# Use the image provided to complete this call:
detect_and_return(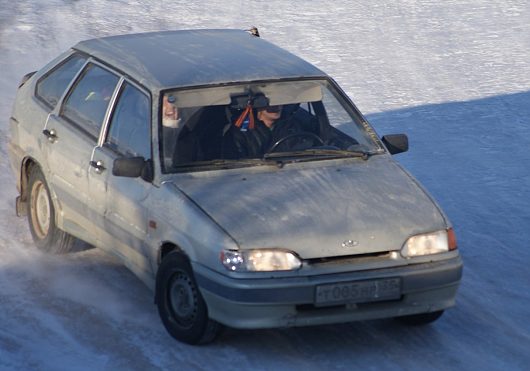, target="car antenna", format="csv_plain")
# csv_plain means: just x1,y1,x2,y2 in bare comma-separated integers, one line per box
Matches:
247,26,260,37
